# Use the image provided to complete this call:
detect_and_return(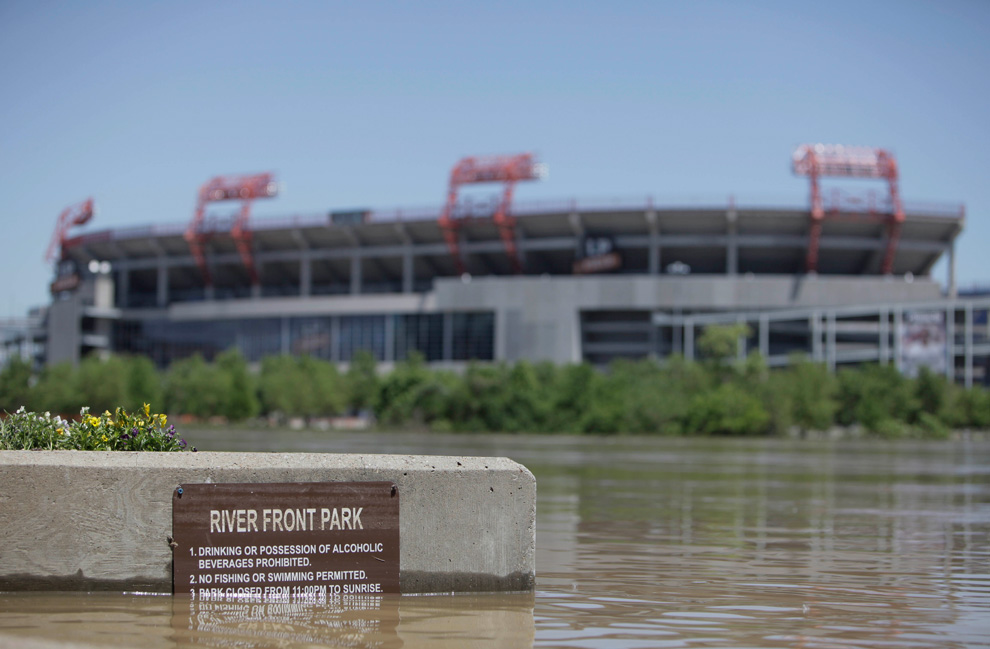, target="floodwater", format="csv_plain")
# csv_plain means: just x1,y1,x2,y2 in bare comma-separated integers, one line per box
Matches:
2,431,989,648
